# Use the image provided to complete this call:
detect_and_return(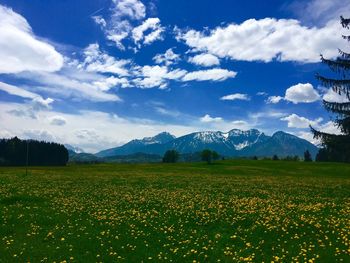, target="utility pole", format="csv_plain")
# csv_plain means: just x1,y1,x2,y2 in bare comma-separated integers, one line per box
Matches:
26,140,29,176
